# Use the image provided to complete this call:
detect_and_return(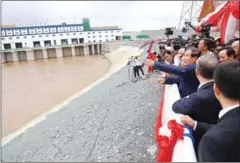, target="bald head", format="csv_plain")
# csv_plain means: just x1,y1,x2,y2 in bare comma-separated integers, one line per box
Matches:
196,55,219,79
231,40,239,57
